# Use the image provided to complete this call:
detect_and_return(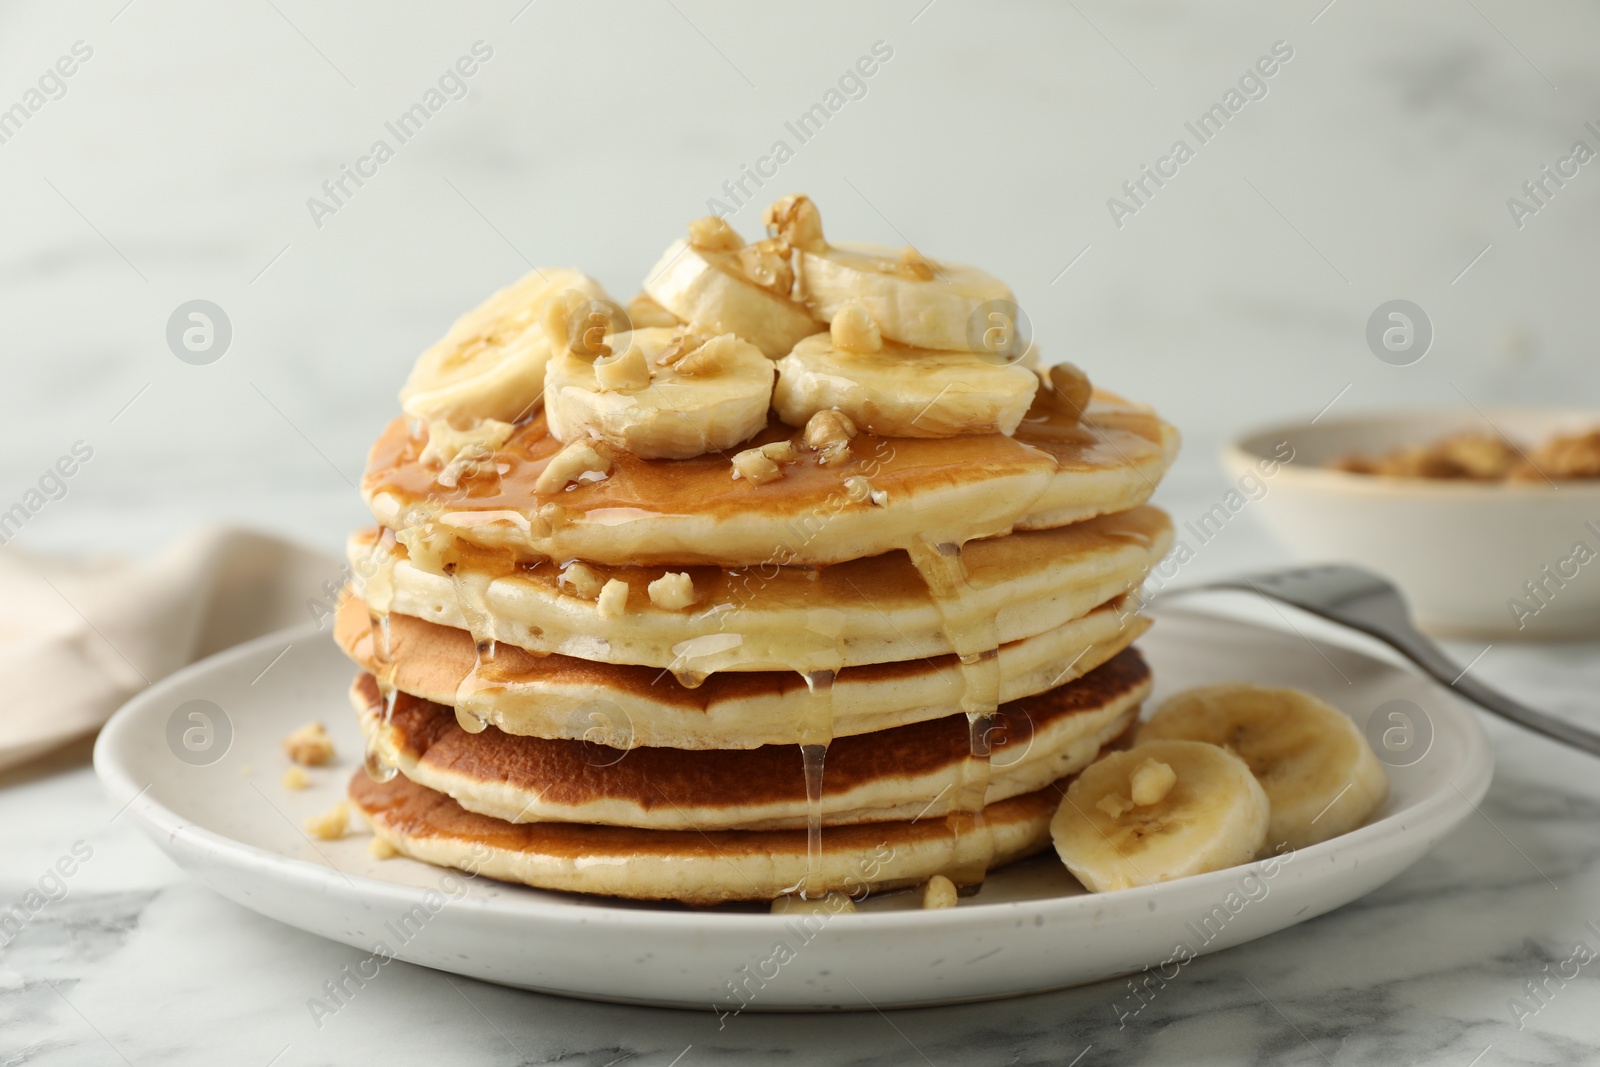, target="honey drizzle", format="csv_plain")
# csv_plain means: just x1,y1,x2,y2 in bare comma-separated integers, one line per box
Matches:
797,668,836,899
906,538,1002,887
362,529,401,783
